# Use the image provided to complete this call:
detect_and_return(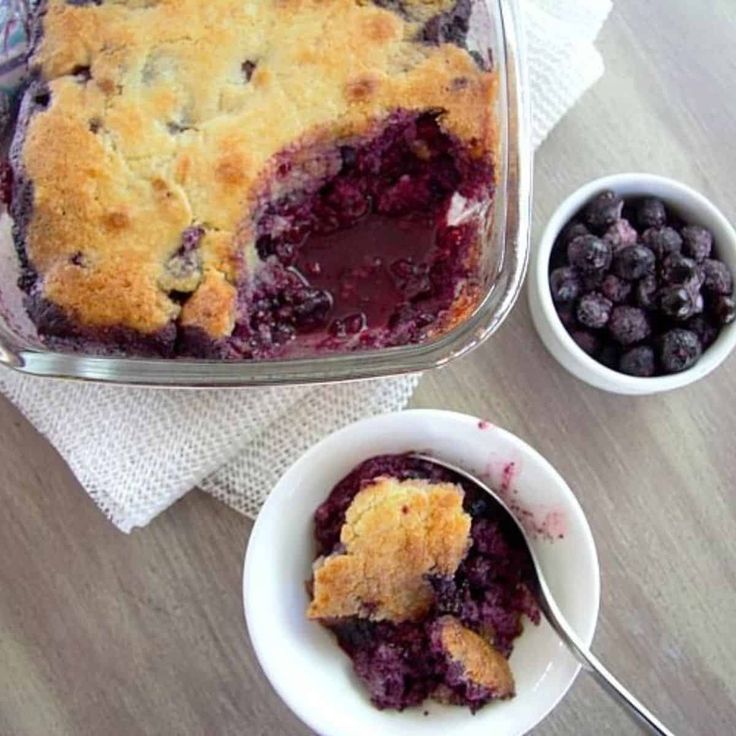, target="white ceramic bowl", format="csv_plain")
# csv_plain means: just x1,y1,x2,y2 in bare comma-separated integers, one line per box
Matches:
529,173,736,394
243,409,600,736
